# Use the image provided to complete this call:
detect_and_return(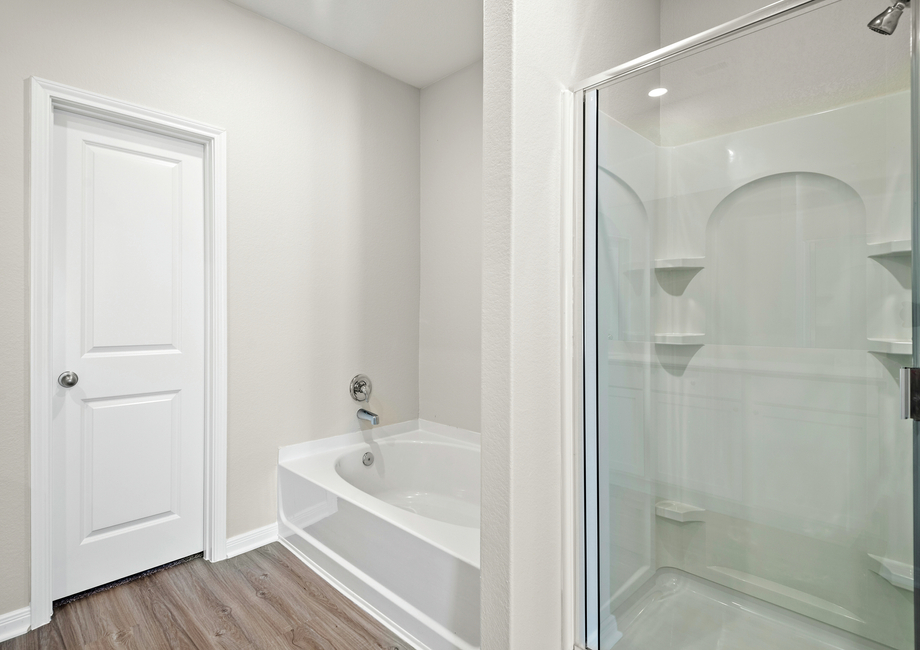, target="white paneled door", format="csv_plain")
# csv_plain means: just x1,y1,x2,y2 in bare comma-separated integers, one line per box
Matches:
51,110,206,599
